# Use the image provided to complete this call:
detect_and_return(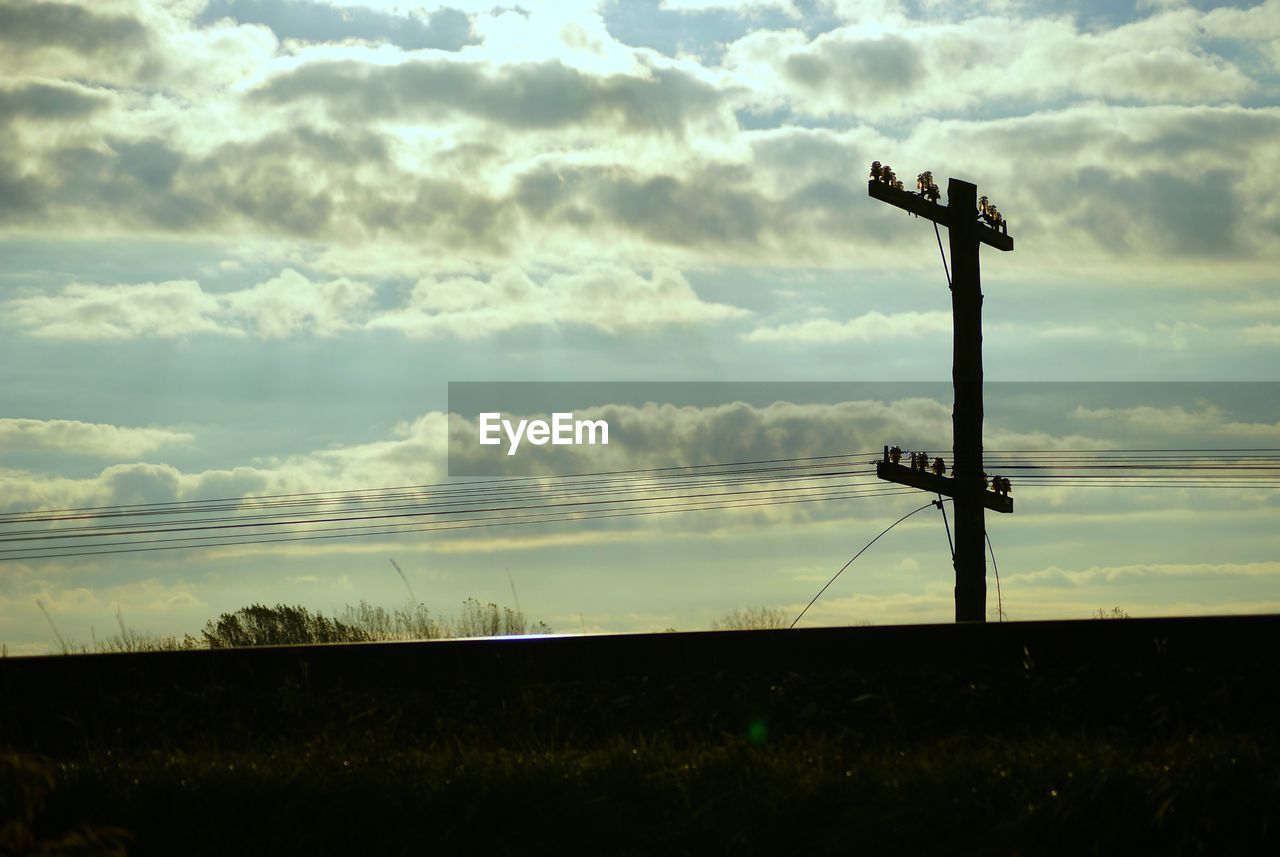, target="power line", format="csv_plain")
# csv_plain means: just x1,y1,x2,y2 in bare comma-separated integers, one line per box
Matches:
3,486,922,563
986,532,1004,622
11,447,1273,527
0,478,897,554
935,497,954,559
0,467,881,539
0,450,883,522
4,447,1277,565
790,501,938,629
933,220,951,287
